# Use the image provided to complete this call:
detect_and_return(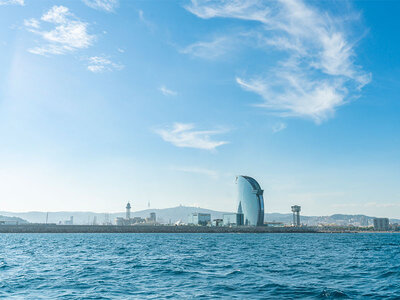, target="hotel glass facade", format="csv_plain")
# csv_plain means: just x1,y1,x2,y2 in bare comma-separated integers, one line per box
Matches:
222,213,244,226
236,176,264,226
